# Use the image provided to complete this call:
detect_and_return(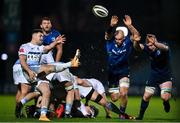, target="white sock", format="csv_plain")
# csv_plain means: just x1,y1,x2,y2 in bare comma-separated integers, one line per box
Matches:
21,98,28,105
55,62,71,72
79,102,89,116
